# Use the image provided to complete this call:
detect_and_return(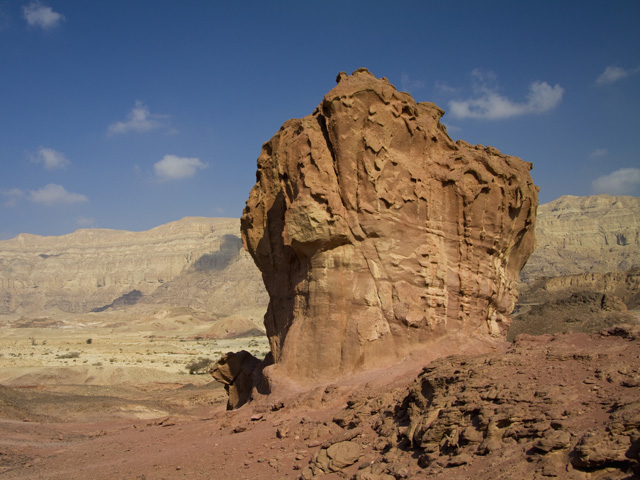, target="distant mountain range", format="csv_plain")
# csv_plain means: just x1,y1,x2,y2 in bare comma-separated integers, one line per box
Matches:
520,194,640,283
1,195,637,327
0,217,267,323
